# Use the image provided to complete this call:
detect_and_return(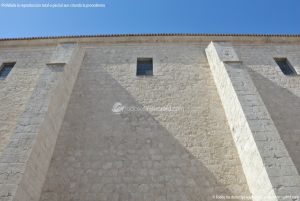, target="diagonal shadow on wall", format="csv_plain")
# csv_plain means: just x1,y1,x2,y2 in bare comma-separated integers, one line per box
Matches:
247,67,300,175
39,62,248,201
